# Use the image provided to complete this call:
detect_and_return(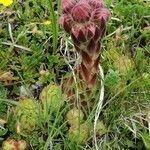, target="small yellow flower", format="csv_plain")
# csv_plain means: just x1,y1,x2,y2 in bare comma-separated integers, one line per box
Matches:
42,20,51,25
0,0,13,6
